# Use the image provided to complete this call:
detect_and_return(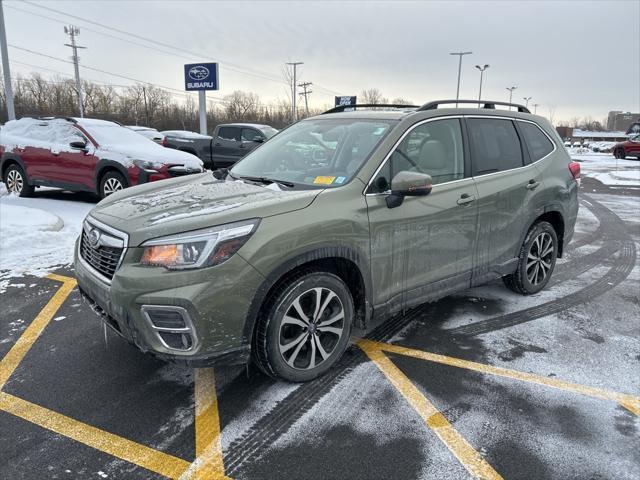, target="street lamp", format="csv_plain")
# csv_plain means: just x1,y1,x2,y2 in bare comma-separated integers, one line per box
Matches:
523,96,532,108
450,51,472,106
475,64,489,107
506,86,517,109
